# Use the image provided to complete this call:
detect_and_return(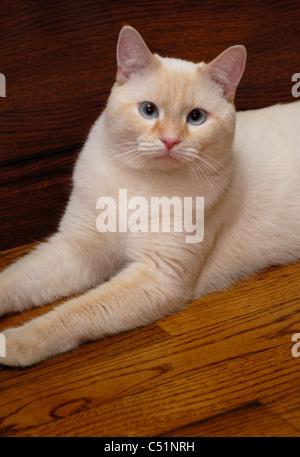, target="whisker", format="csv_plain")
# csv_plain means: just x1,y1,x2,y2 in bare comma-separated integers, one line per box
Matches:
189,158,222,231
117,147,153,169
112,141,139,146
197,156,229,184
200,151,233,176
